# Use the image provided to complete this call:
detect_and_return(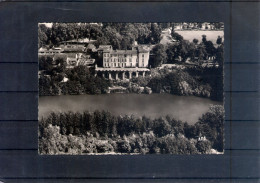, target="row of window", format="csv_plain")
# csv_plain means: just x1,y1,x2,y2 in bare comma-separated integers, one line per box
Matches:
104,63,126,67
104,53,133,58
104,53,145,58
104,59,146,65
103,62,146,67
104,58,133,62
